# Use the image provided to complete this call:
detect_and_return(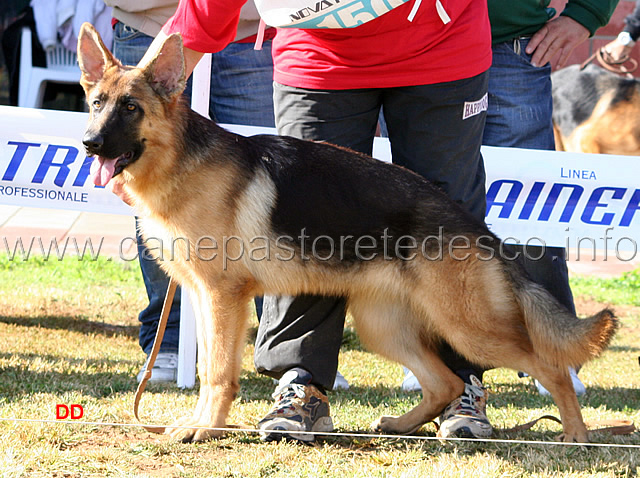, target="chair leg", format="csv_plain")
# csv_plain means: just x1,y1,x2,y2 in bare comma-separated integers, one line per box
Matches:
33,80,47,109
